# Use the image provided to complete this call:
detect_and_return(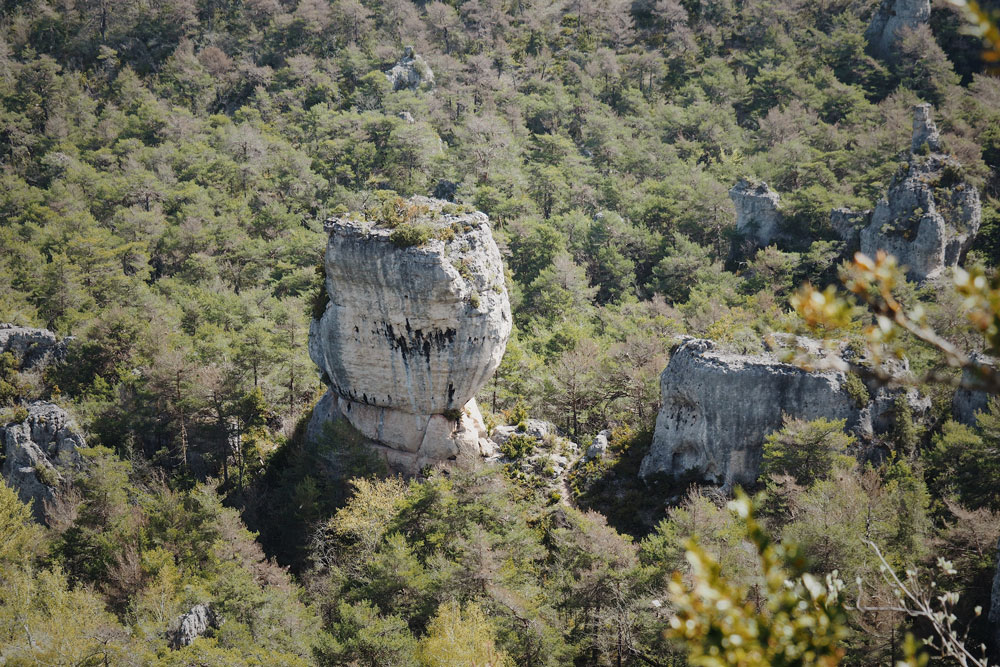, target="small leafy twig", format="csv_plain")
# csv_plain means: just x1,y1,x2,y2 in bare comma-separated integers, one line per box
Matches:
855,540,991,667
